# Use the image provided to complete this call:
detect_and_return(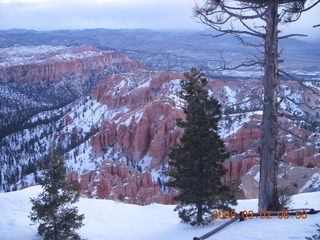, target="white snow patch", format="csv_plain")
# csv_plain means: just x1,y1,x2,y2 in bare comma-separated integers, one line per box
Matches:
70,99,108,132
219,112,257,138
138,80,151,88
224,86,236,104
208,89,214,97
140,154,152,171
1,186,320,240
170,79,183,92
299,172,320,193
0,45,108,67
